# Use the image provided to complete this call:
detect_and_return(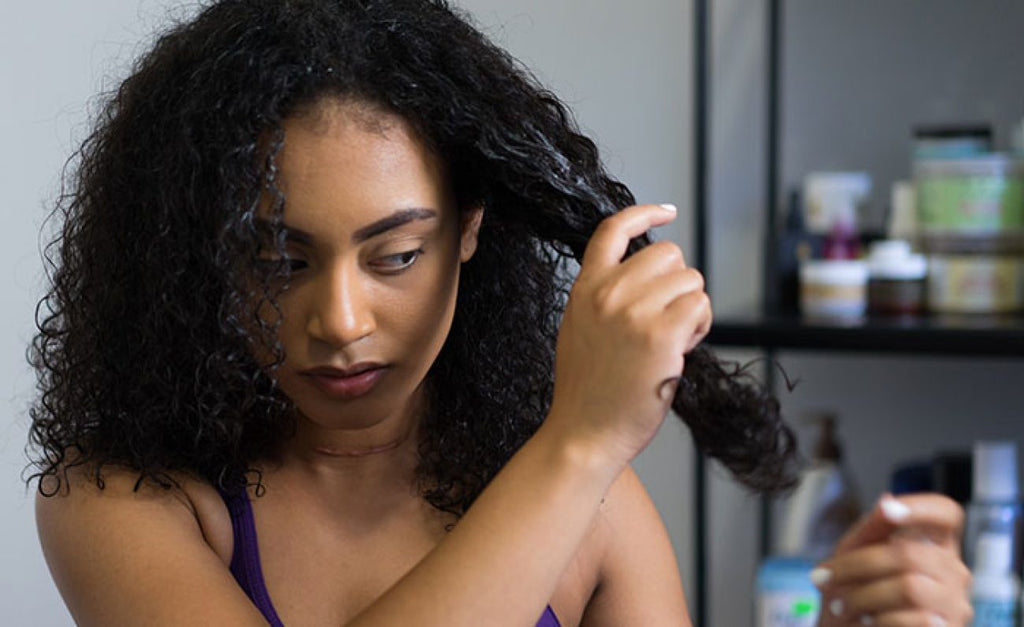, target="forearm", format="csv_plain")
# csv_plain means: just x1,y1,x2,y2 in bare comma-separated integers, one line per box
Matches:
348,415,623,626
